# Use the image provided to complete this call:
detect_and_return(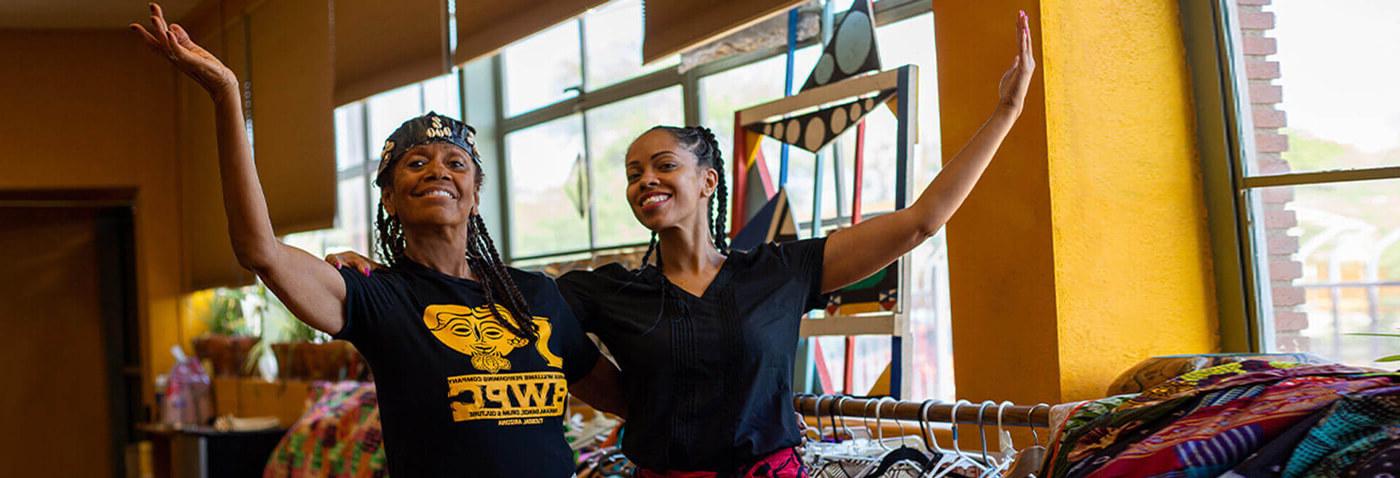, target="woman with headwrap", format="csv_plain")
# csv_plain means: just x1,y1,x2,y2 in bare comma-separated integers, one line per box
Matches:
132,4,621,477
